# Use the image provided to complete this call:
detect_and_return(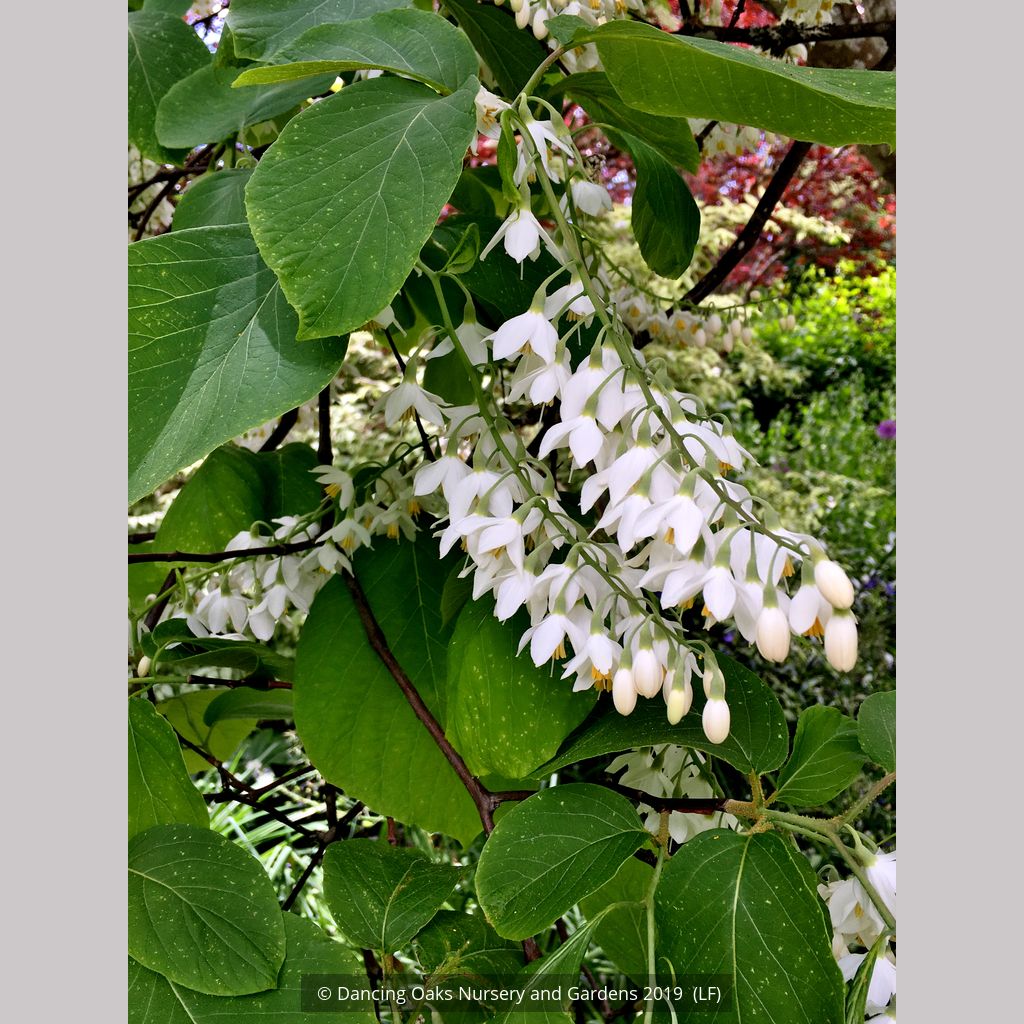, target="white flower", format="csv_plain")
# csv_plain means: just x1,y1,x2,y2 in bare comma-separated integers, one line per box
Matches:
538,411,605,467
815,557,855,609
507,351,572,405
818,877,886,948
702,696,731,743
756,604,791,662
474,86,509,141
414,455,471,500
633,646,662,698
570,179,612,216
612,665,638,715
380,370,448,428
489,308,558,363
789,581,829,637
195,583,250,635
324,517,372,553
864,849,896,918
825,611,858,671
544,277,596,322
481,205,557,264
633,493,705,555
515,113,574,185
314,466,354,508
524,611,583,665
839,951,896,1016
665,675,693,724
